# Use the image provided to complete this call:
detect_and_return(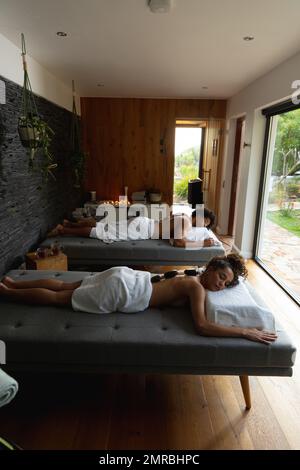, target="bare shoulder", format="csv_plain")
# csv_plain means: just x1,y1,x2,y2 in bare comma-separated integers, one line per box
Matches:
184,279,206,306
178,276,205,292
190,277,205,292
